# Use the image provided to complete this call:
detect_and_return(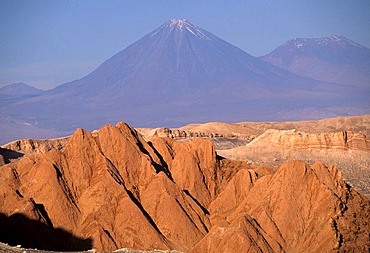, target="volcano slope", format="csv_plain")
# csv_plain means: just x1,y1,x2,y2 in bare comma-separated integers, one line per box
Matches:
2,20,369,145
0,122,369,252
